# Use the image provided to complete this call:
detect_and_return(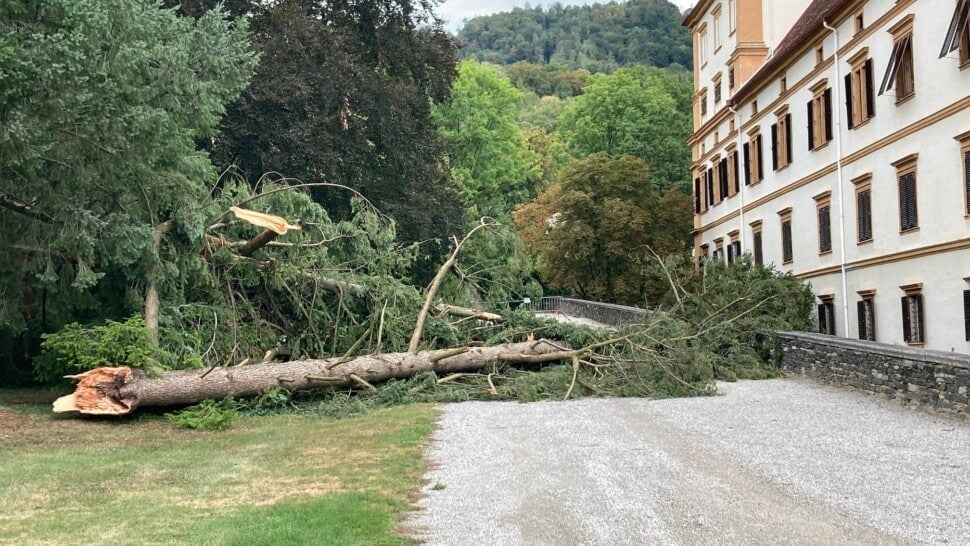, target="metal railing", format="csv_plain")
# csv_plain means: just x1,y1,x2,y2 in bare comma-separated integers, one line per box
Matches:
512,296,646,328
